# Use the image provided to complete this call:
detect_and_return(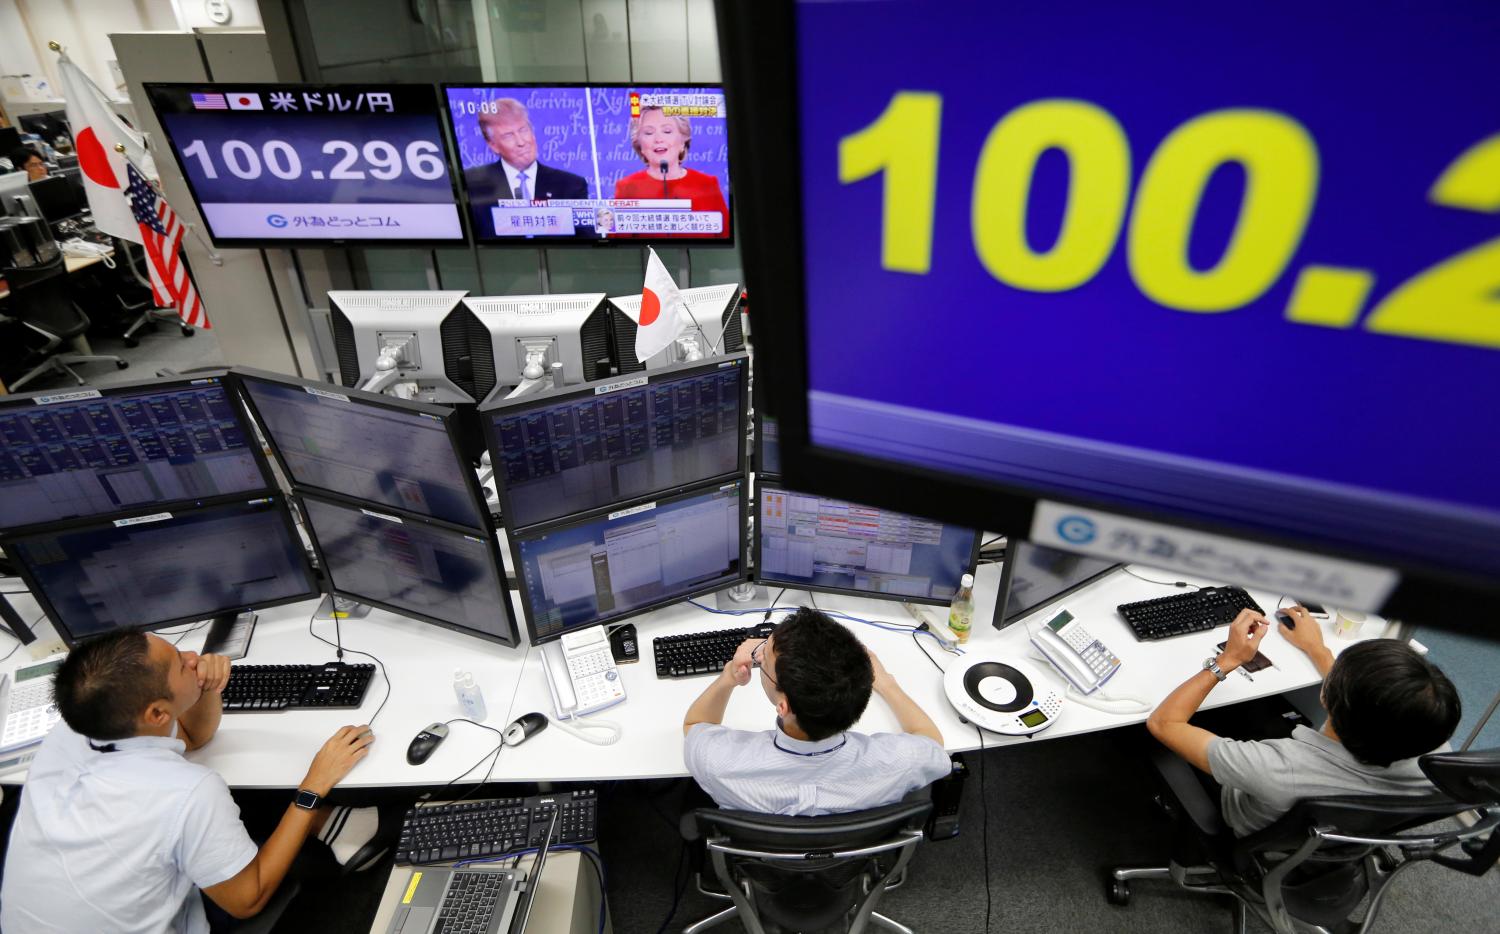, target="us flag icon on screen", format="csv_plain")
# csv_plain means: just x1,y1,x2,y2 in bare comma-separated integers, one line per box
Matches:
227,92,263,111
190,92,227,110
